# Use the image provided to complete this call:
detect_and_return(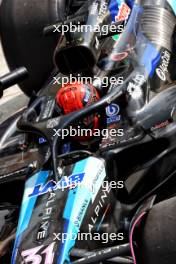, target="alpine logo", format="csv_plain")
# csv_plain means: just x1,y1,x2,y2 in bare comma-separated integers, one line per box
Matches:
156,50,171,81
